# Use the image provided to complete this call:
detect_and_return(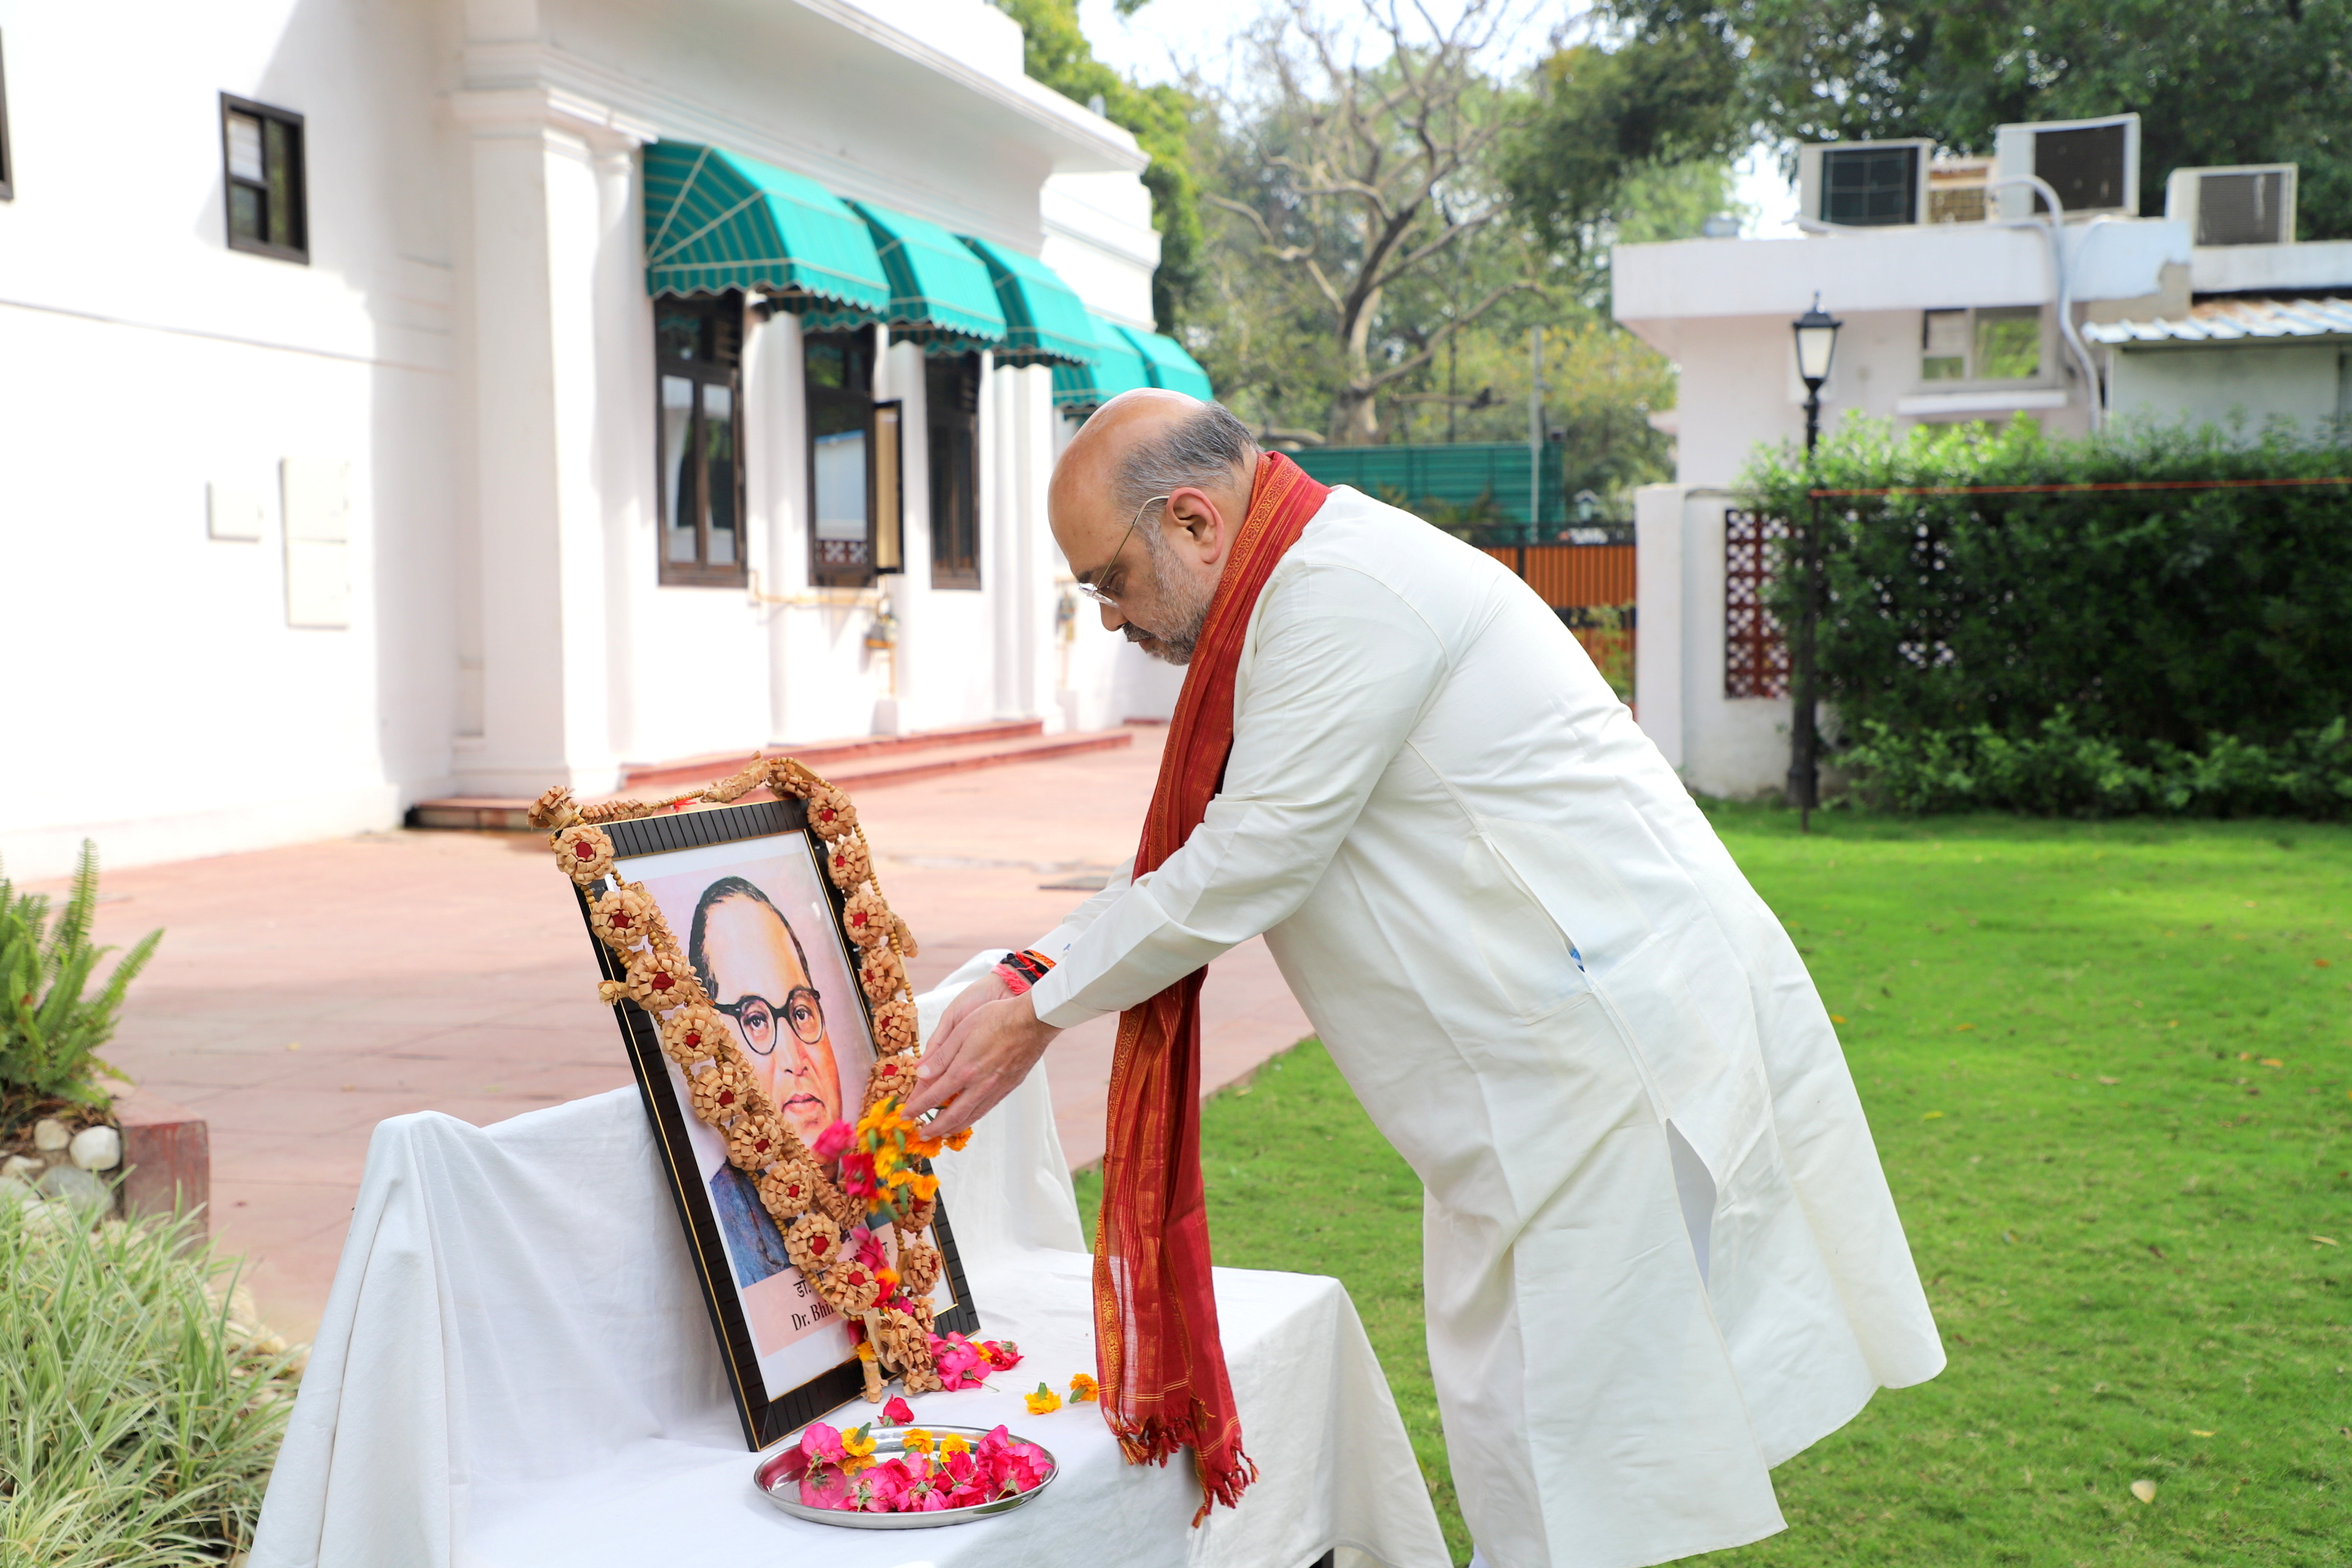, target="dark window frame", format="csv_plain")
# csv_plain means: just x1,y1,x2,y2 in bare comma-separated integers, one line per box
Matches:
806,327,906,589
220,93,308,263
0,31,14,202
655,293,750,588
926,353,982,589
